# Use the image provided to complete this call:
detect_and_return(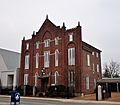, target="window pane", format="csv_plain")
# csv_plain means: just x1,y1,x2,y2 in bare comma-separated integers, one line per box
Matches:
55,49,58,66
69,33,73,41
25,54,29,69
44,51,50,67
26,43,29,50
36,41,39,49
36,53,39,68
55,37,58,45
68,48,75,65
96,52,99,58
87,54,90,66
68,49,71,65
97,64,99,72
44,39,50,47
93,63,95,72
